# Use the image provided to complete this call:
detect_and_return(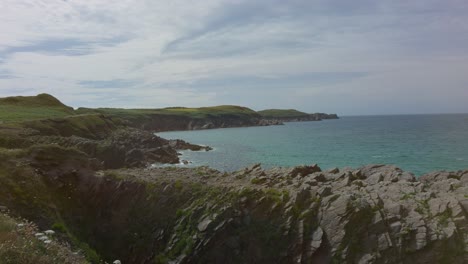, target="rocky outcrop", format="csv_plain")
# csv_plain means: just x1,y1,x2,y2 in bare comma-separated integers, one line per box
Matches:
168,139,212,151
29,128,212,168
121,114,268,132
1,149,468,264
